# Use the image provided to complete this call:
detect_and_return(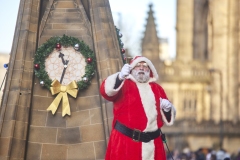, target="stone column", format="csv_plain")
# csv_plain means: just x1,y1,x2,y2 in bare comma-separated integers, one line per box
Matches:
0,0,122,159
0,0,41,159
227,0,239,123
176,0,194,62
